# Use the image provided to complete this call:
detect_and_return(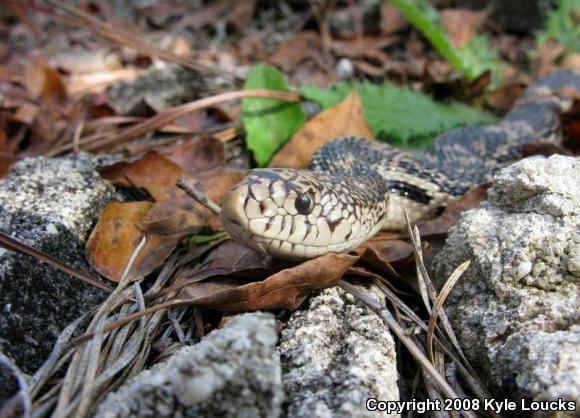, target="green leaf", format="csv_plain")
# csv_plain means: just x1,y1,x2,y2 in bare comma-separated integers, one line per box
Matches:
389,0,499,81
242,64,306,166
300,82,496,150
537,0,580,54
299,83,352,109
